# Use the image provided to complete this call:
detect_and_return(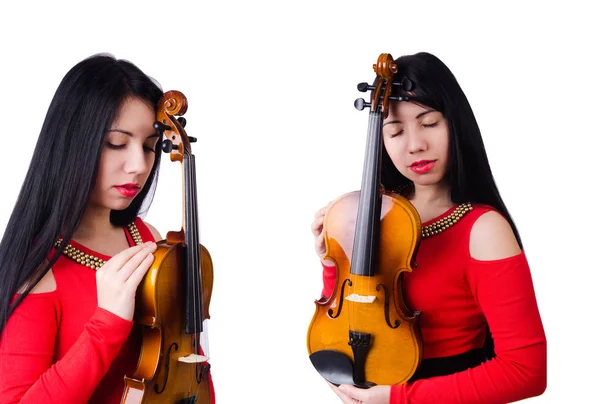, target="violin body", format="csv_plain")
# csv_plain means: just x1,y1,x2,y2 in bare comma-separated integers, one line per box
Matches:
307,191,422,386
307,54,424,387
121,90,214,403
121,237,213,403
